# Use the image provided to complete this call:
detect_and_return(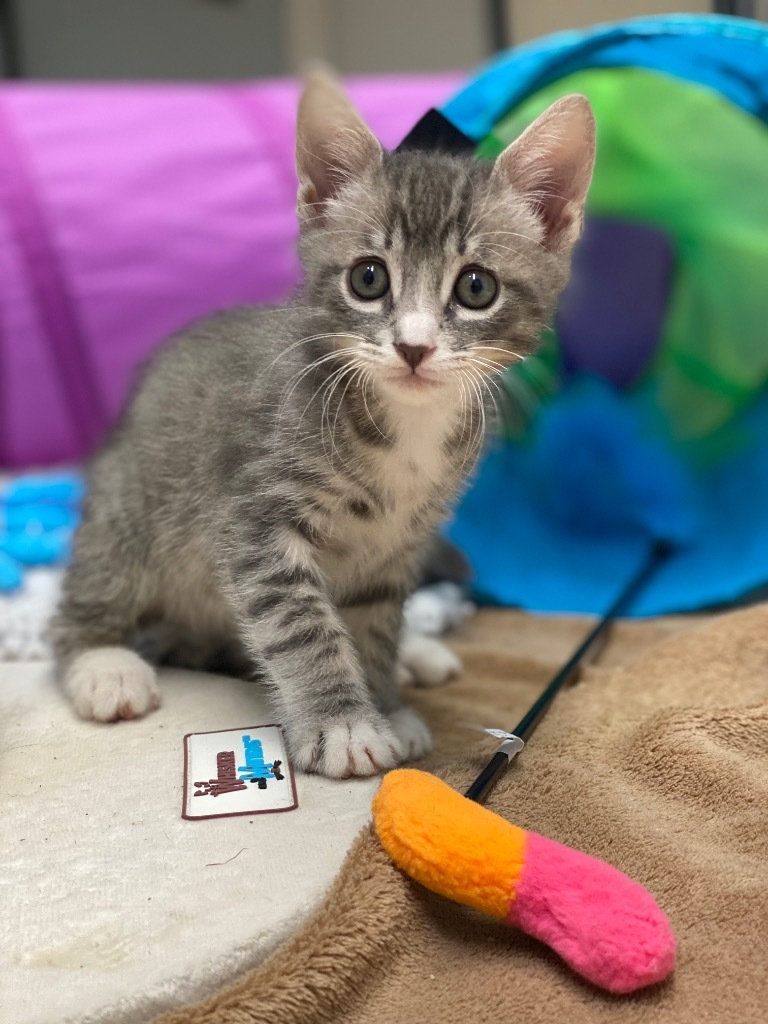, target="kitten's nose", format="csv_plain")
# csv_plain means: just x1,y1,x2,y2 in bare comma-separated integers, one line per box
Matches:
394,343,435,371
